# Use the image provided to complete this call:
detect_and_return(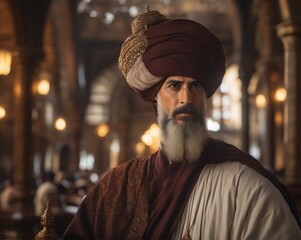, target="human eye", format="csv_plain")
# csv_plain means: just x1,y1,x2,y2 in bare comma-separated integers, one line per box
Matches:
191,81,202,89
167,81,180,90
